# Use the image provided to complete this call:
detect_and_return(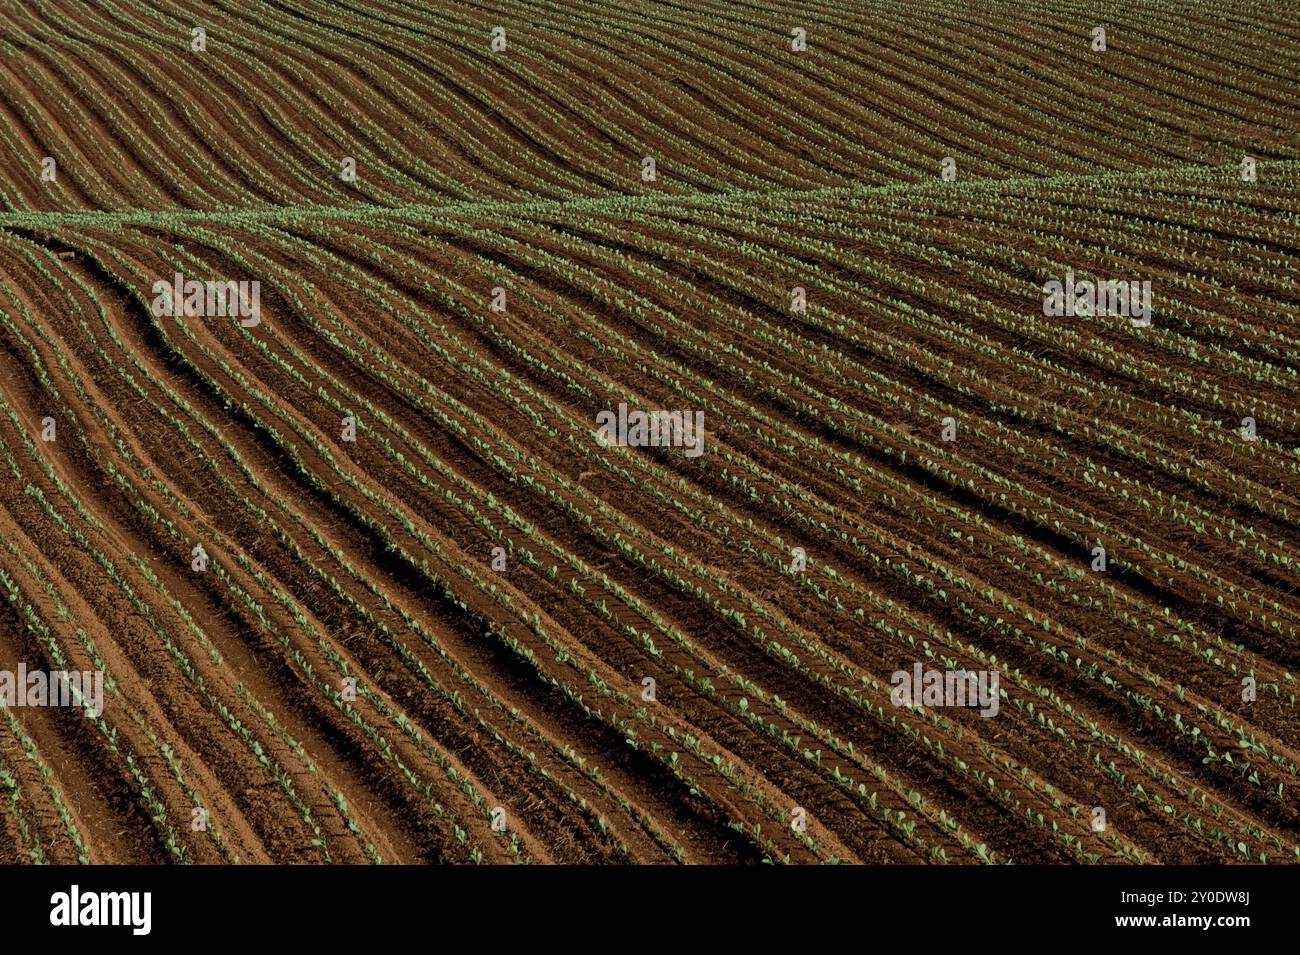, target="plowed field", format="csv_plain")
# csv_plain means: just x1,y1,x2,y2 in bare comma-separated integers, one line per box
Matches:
0,0,1297,864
